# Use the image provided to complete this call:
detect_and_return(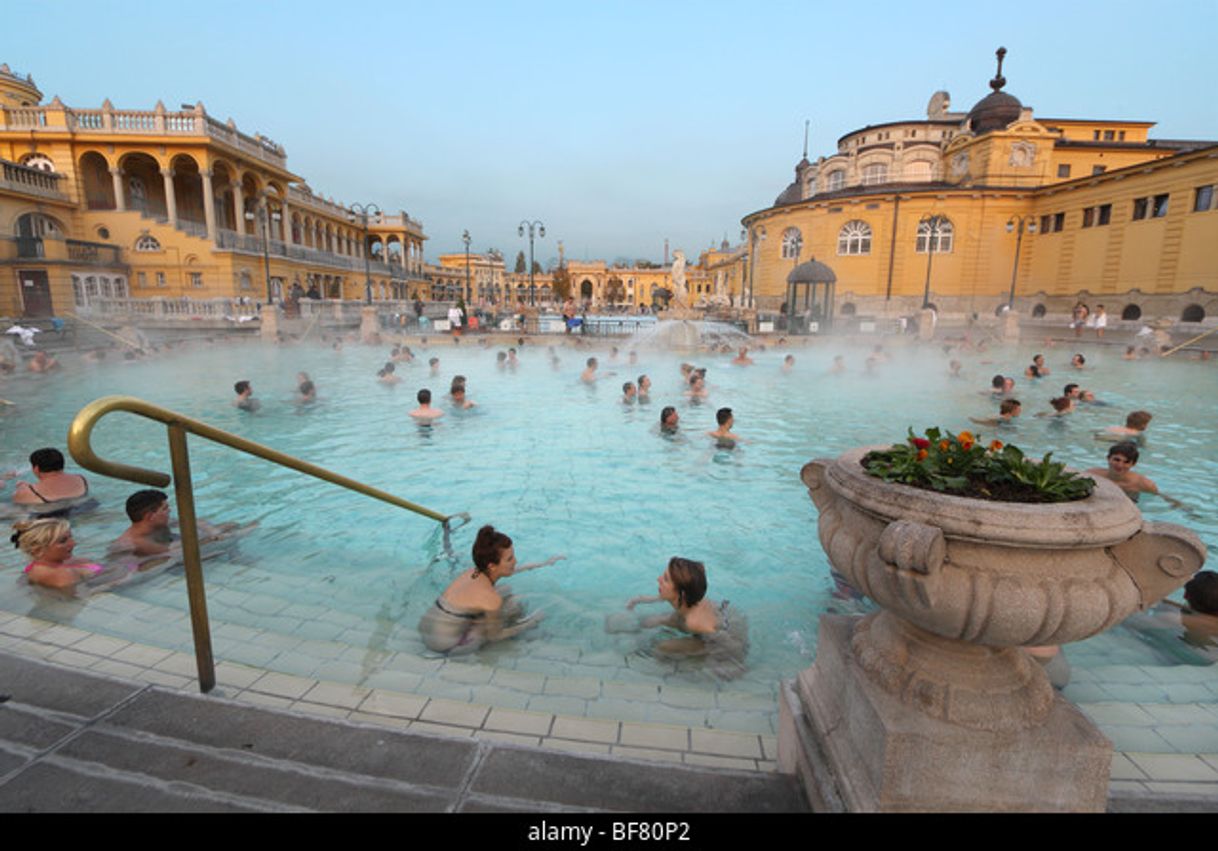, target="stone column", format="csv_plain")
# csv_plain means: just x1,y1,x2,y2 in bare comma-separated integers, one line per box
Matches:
110,167,126,212
201,170,217,241
232,183,245,234
161,168,177,227
280,199,292,244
